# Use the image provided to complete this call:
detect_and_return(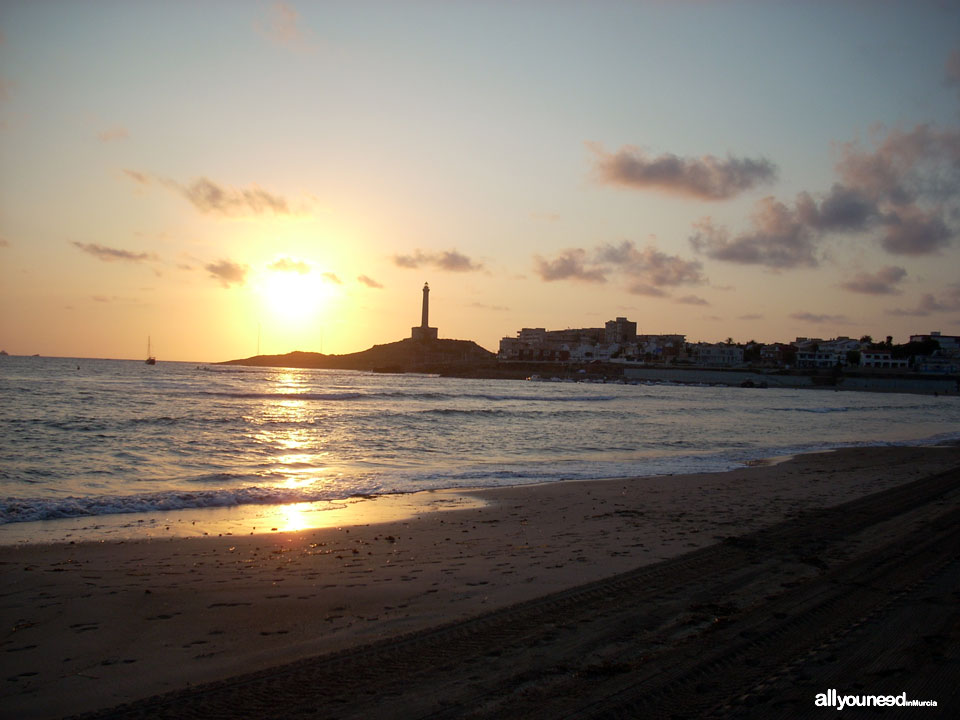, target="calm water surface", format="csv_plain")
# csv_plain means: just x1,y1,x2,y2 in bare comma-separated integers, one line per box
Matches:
2,356,959,533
